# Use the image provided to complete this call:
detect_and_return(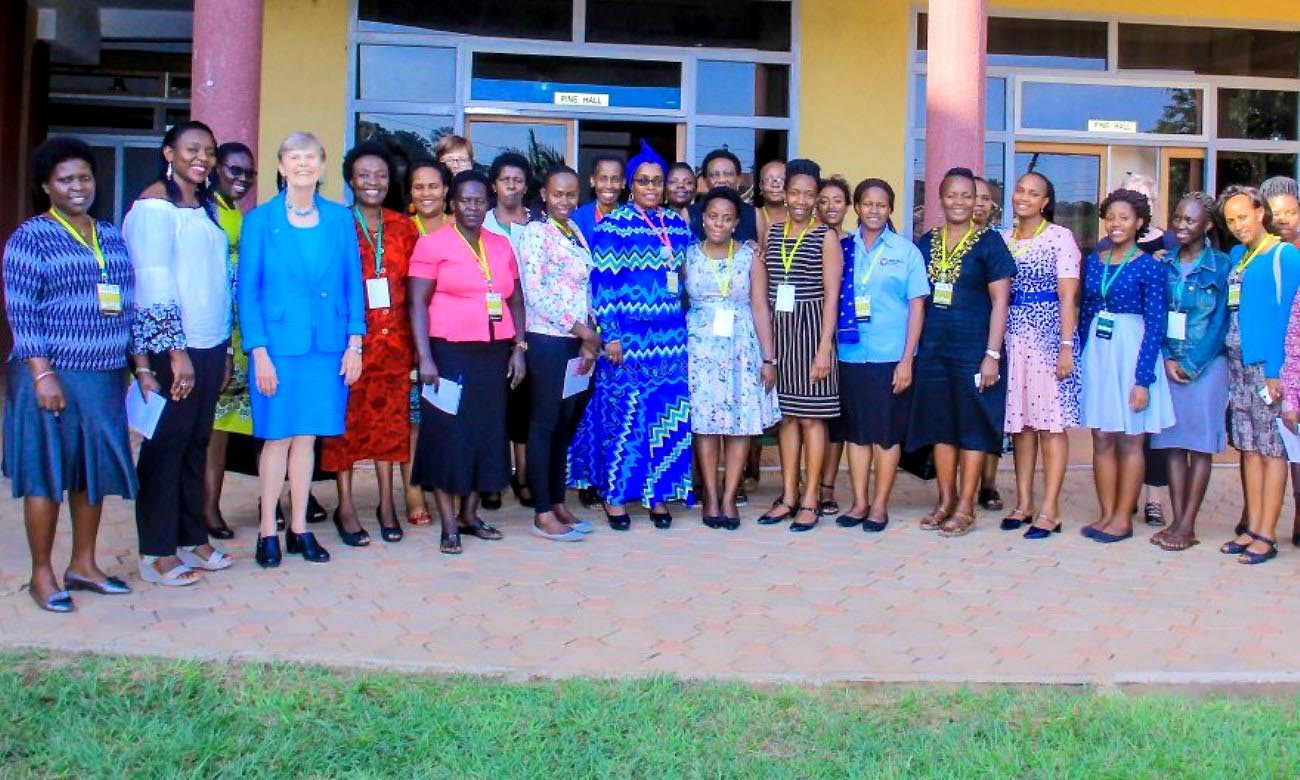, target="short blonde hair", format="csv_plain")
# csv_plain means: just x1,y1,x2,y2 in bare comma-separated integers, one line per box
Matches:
278,131,326,162
1120,172,1157,201
435,134,472,161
